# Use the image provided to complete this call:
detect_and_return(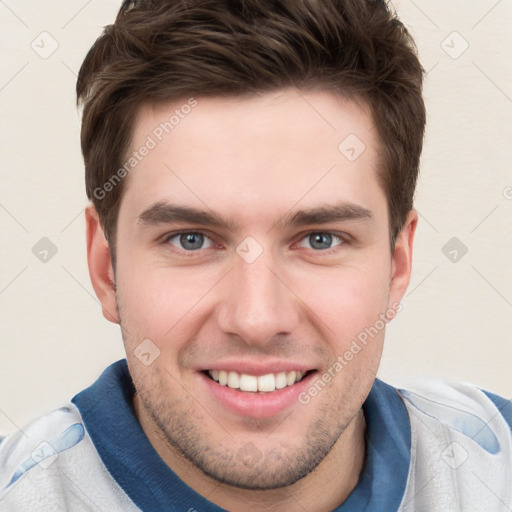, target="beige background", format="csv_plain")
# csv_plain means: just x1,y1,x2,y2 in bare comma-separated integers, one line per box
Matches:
0,0,511,435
